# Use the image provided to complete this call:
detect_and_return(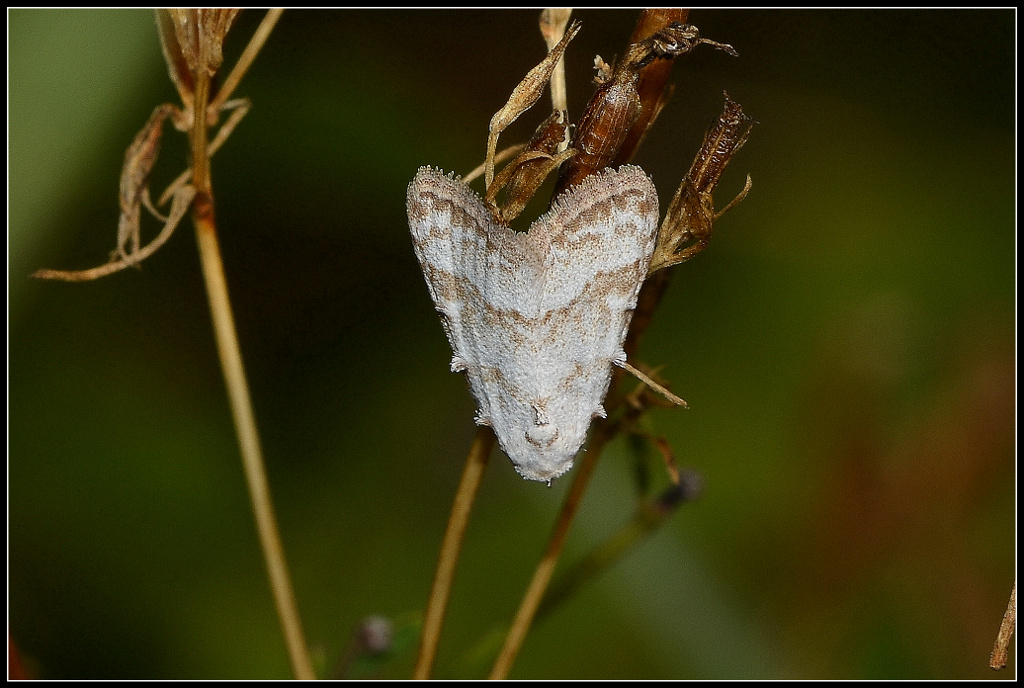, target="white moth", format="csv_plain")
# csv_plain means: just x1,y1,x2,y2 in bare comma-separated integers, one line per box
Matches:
407,165,660,483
